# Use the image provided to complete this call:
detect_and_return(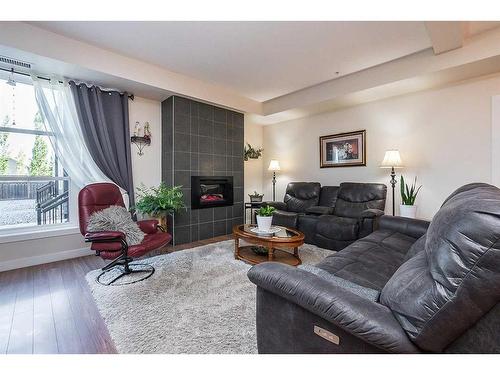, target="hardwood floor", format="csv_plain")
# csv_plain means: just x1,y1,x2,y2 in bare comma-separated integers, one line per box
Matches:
0,235,233,354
